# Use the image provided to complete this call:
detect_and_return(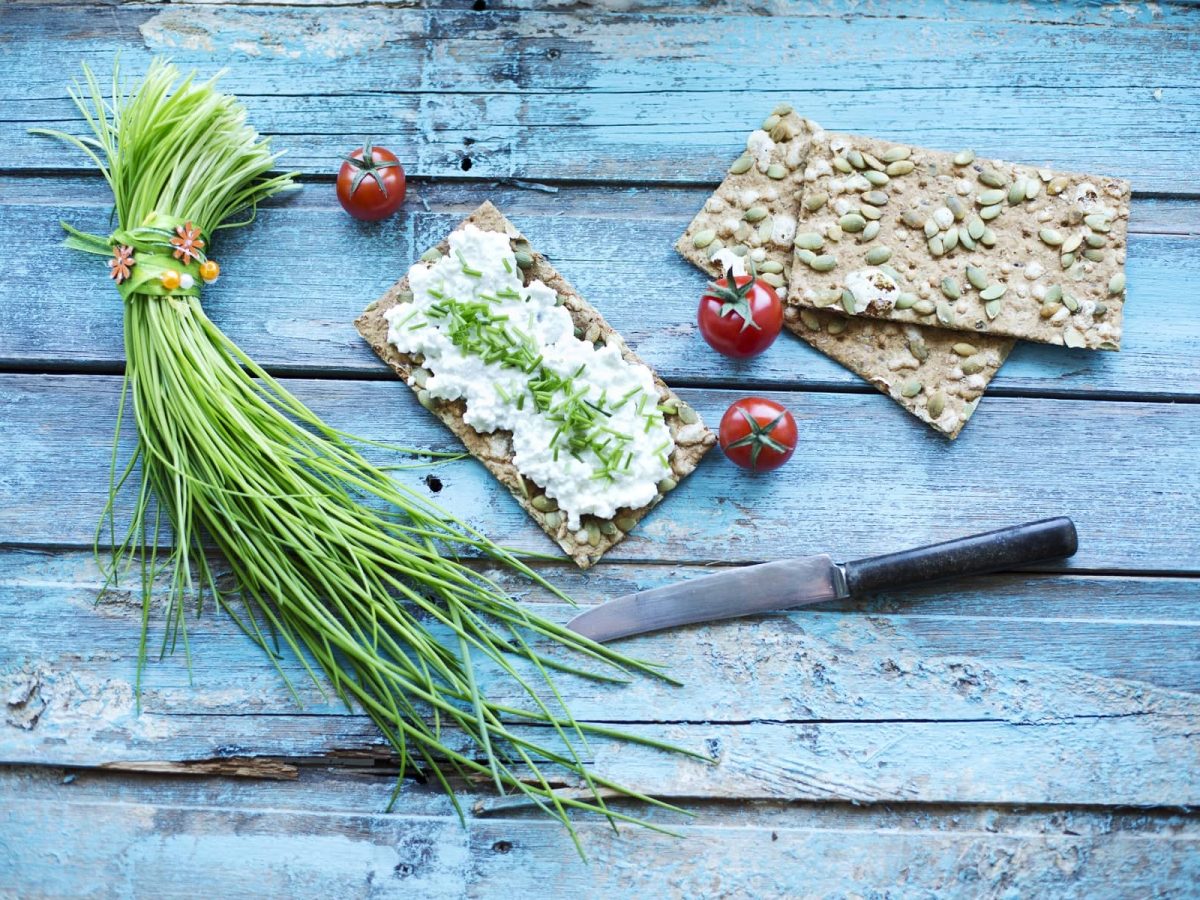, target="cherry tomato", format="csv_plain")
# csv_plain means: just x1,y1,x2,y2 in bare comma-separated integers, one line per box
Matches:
718,397,797,472
697,268,783,358
337,141,407,221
